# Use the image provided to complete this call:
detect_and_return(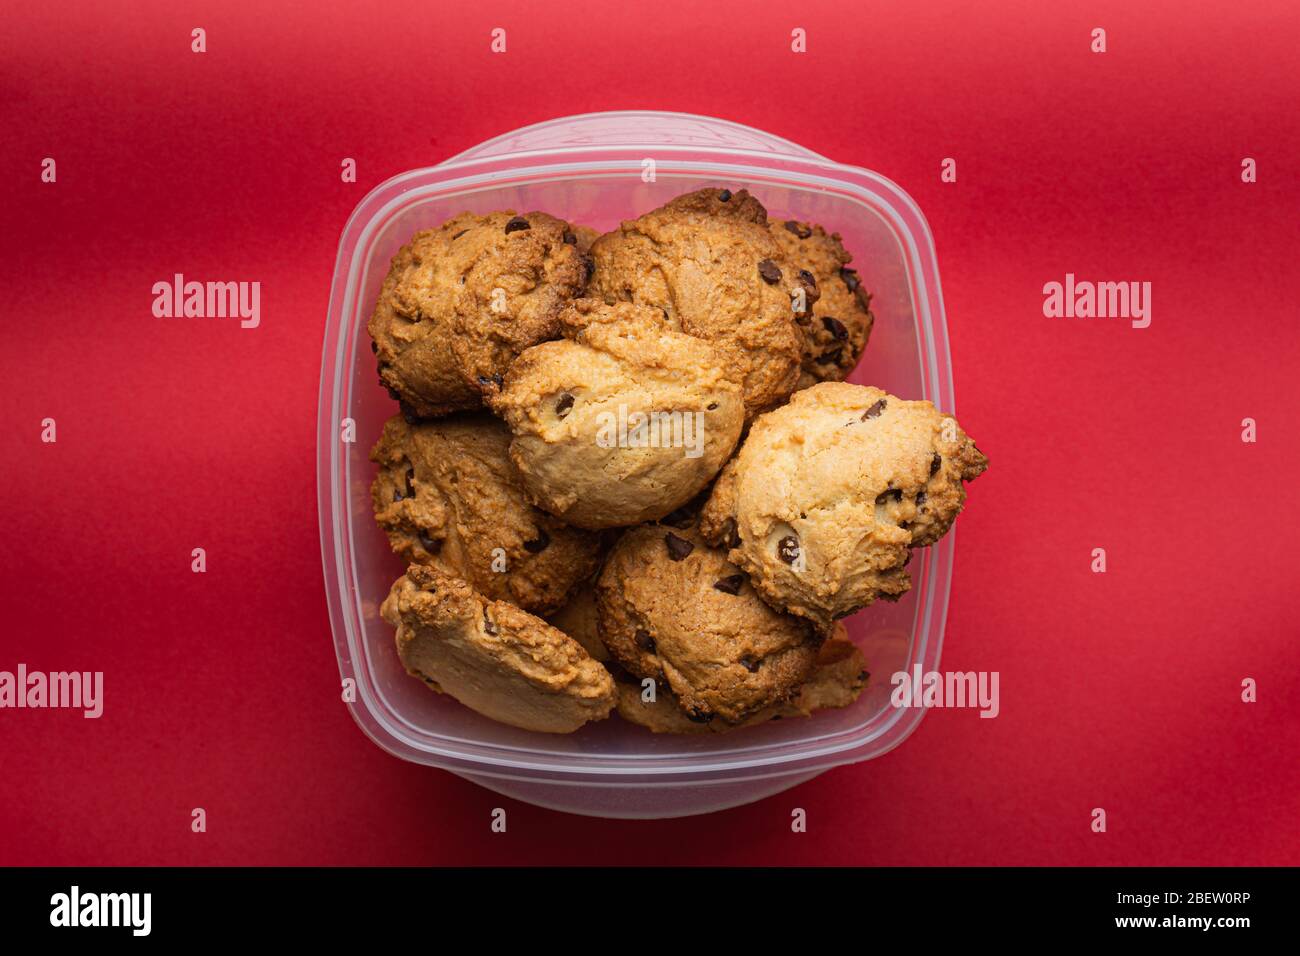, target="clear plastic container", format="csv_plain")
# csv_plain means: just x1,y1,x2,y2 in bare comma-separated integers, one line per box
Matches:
318,111,957,818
